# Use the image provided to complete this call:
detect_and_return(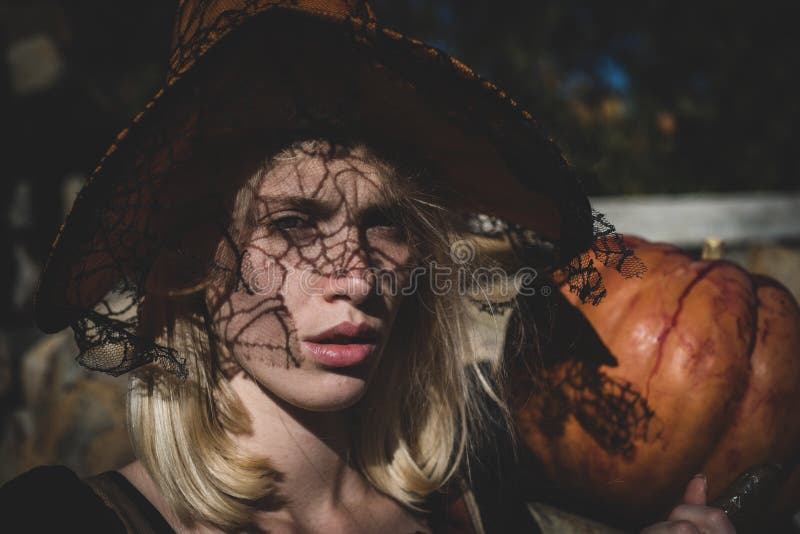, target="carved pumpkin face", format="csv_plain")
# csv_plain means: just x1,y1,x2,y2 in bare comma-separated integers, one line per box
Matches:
509,235,800,528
